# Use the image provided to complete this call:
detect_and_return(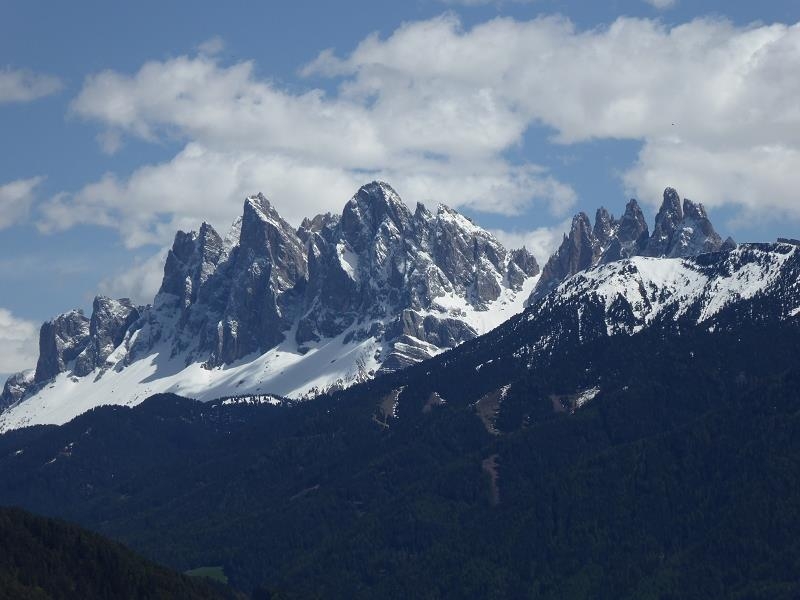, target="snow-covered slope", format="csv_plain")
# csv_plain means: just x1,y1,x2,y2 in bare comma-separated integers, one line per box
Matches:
0,182,539,431
0,278,536,432
531,187,734,302
512,242,800,362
